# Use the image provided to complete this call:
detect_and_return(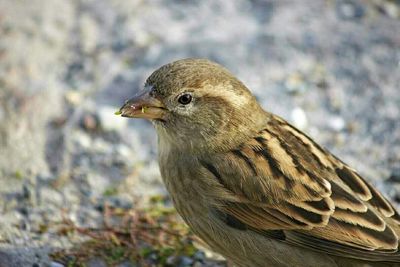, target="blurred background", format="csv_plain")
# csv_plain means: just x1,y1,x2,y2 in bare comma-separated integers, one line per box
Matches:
0,0,399,266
